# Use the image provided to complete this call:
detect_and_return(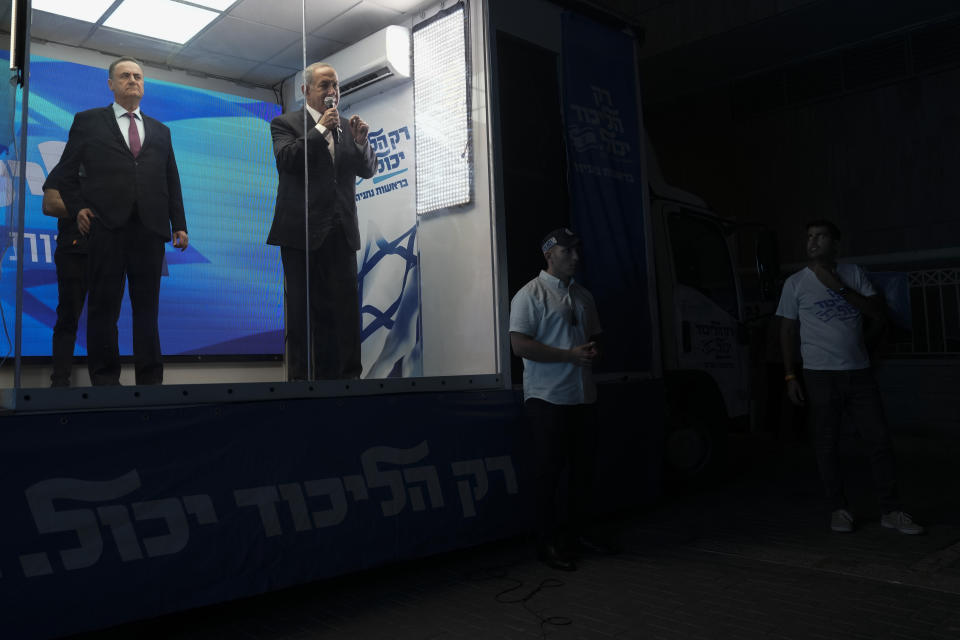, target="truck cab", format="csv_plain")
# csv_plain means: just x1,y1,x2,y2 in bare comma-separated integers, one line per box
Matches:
650,185,755,481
